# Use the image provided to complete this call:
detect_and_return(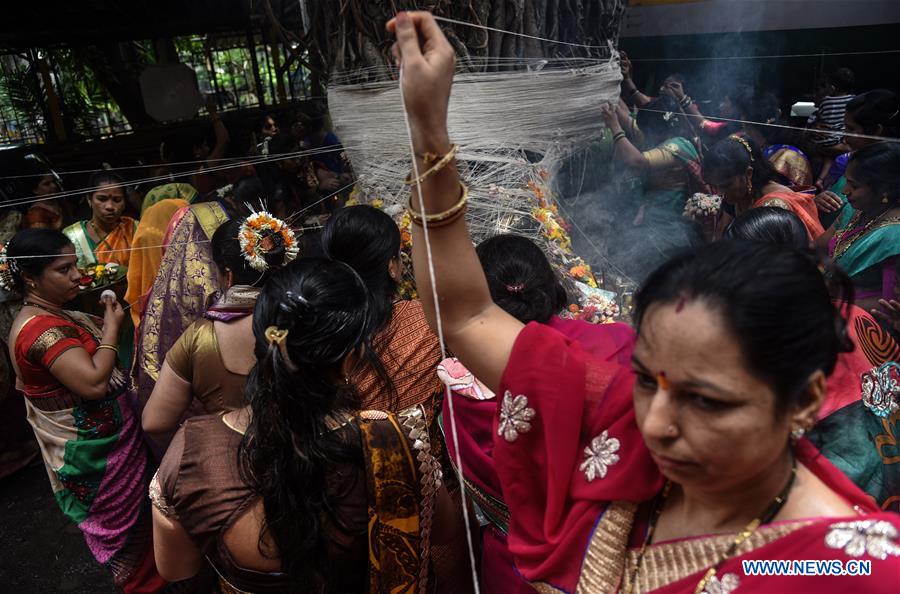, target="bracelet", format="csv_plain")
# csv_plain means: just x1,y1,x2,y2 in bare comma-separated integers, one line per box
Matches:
404,144,459,186
679,95,692,109
629,87,641,98
408,181,469,227
96,344,118,355
613,131,627,143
